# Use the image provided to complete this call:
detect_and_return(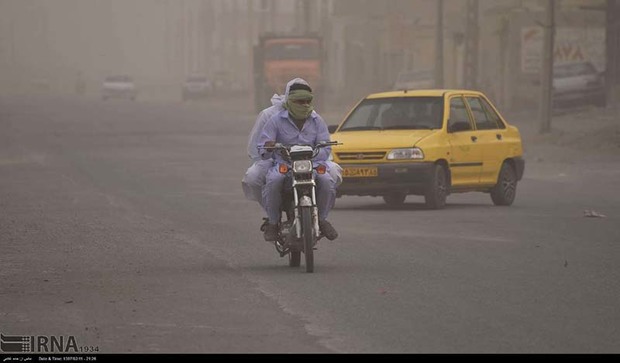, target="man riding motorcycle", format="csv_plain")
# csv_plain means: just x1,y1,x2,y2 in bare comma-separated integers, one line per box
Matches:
257,82,339,242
